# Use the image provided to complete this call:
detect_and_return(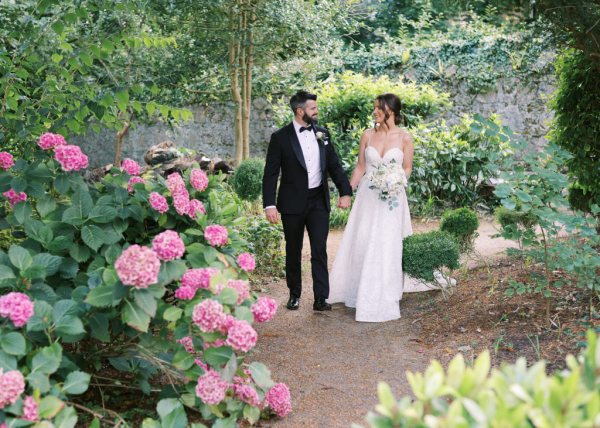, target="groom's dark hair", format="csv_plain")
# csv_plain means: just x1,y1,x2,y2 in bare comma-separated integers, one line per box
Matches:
290,90,317,114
